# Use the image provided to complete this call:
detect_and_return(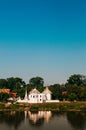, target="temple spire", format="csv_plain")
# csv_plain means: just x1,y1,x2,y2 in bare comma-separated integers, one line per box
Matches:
24,89,28,100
